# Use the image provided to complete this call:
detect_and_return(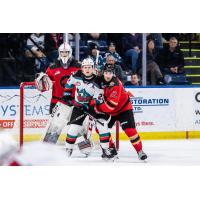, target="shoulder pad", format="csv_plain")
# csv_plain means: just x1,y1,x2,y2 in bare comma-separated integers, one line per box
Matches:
70,59,81,68
93,76,103,88
49,60,60,69
72,70,82,78
109,77,119,87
